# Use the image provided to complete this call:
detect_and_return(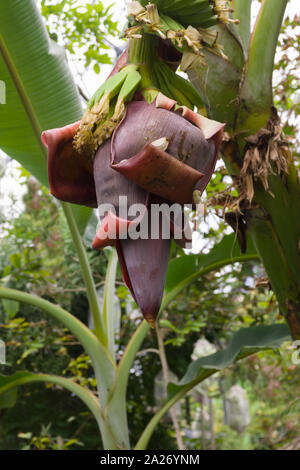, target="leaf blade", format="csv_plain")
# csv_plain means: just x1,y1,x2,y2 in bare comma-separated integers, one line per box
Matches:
135,323,291,449
0,371,101,421
0,0,91,229
163,233,259,309
168,323,290,397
